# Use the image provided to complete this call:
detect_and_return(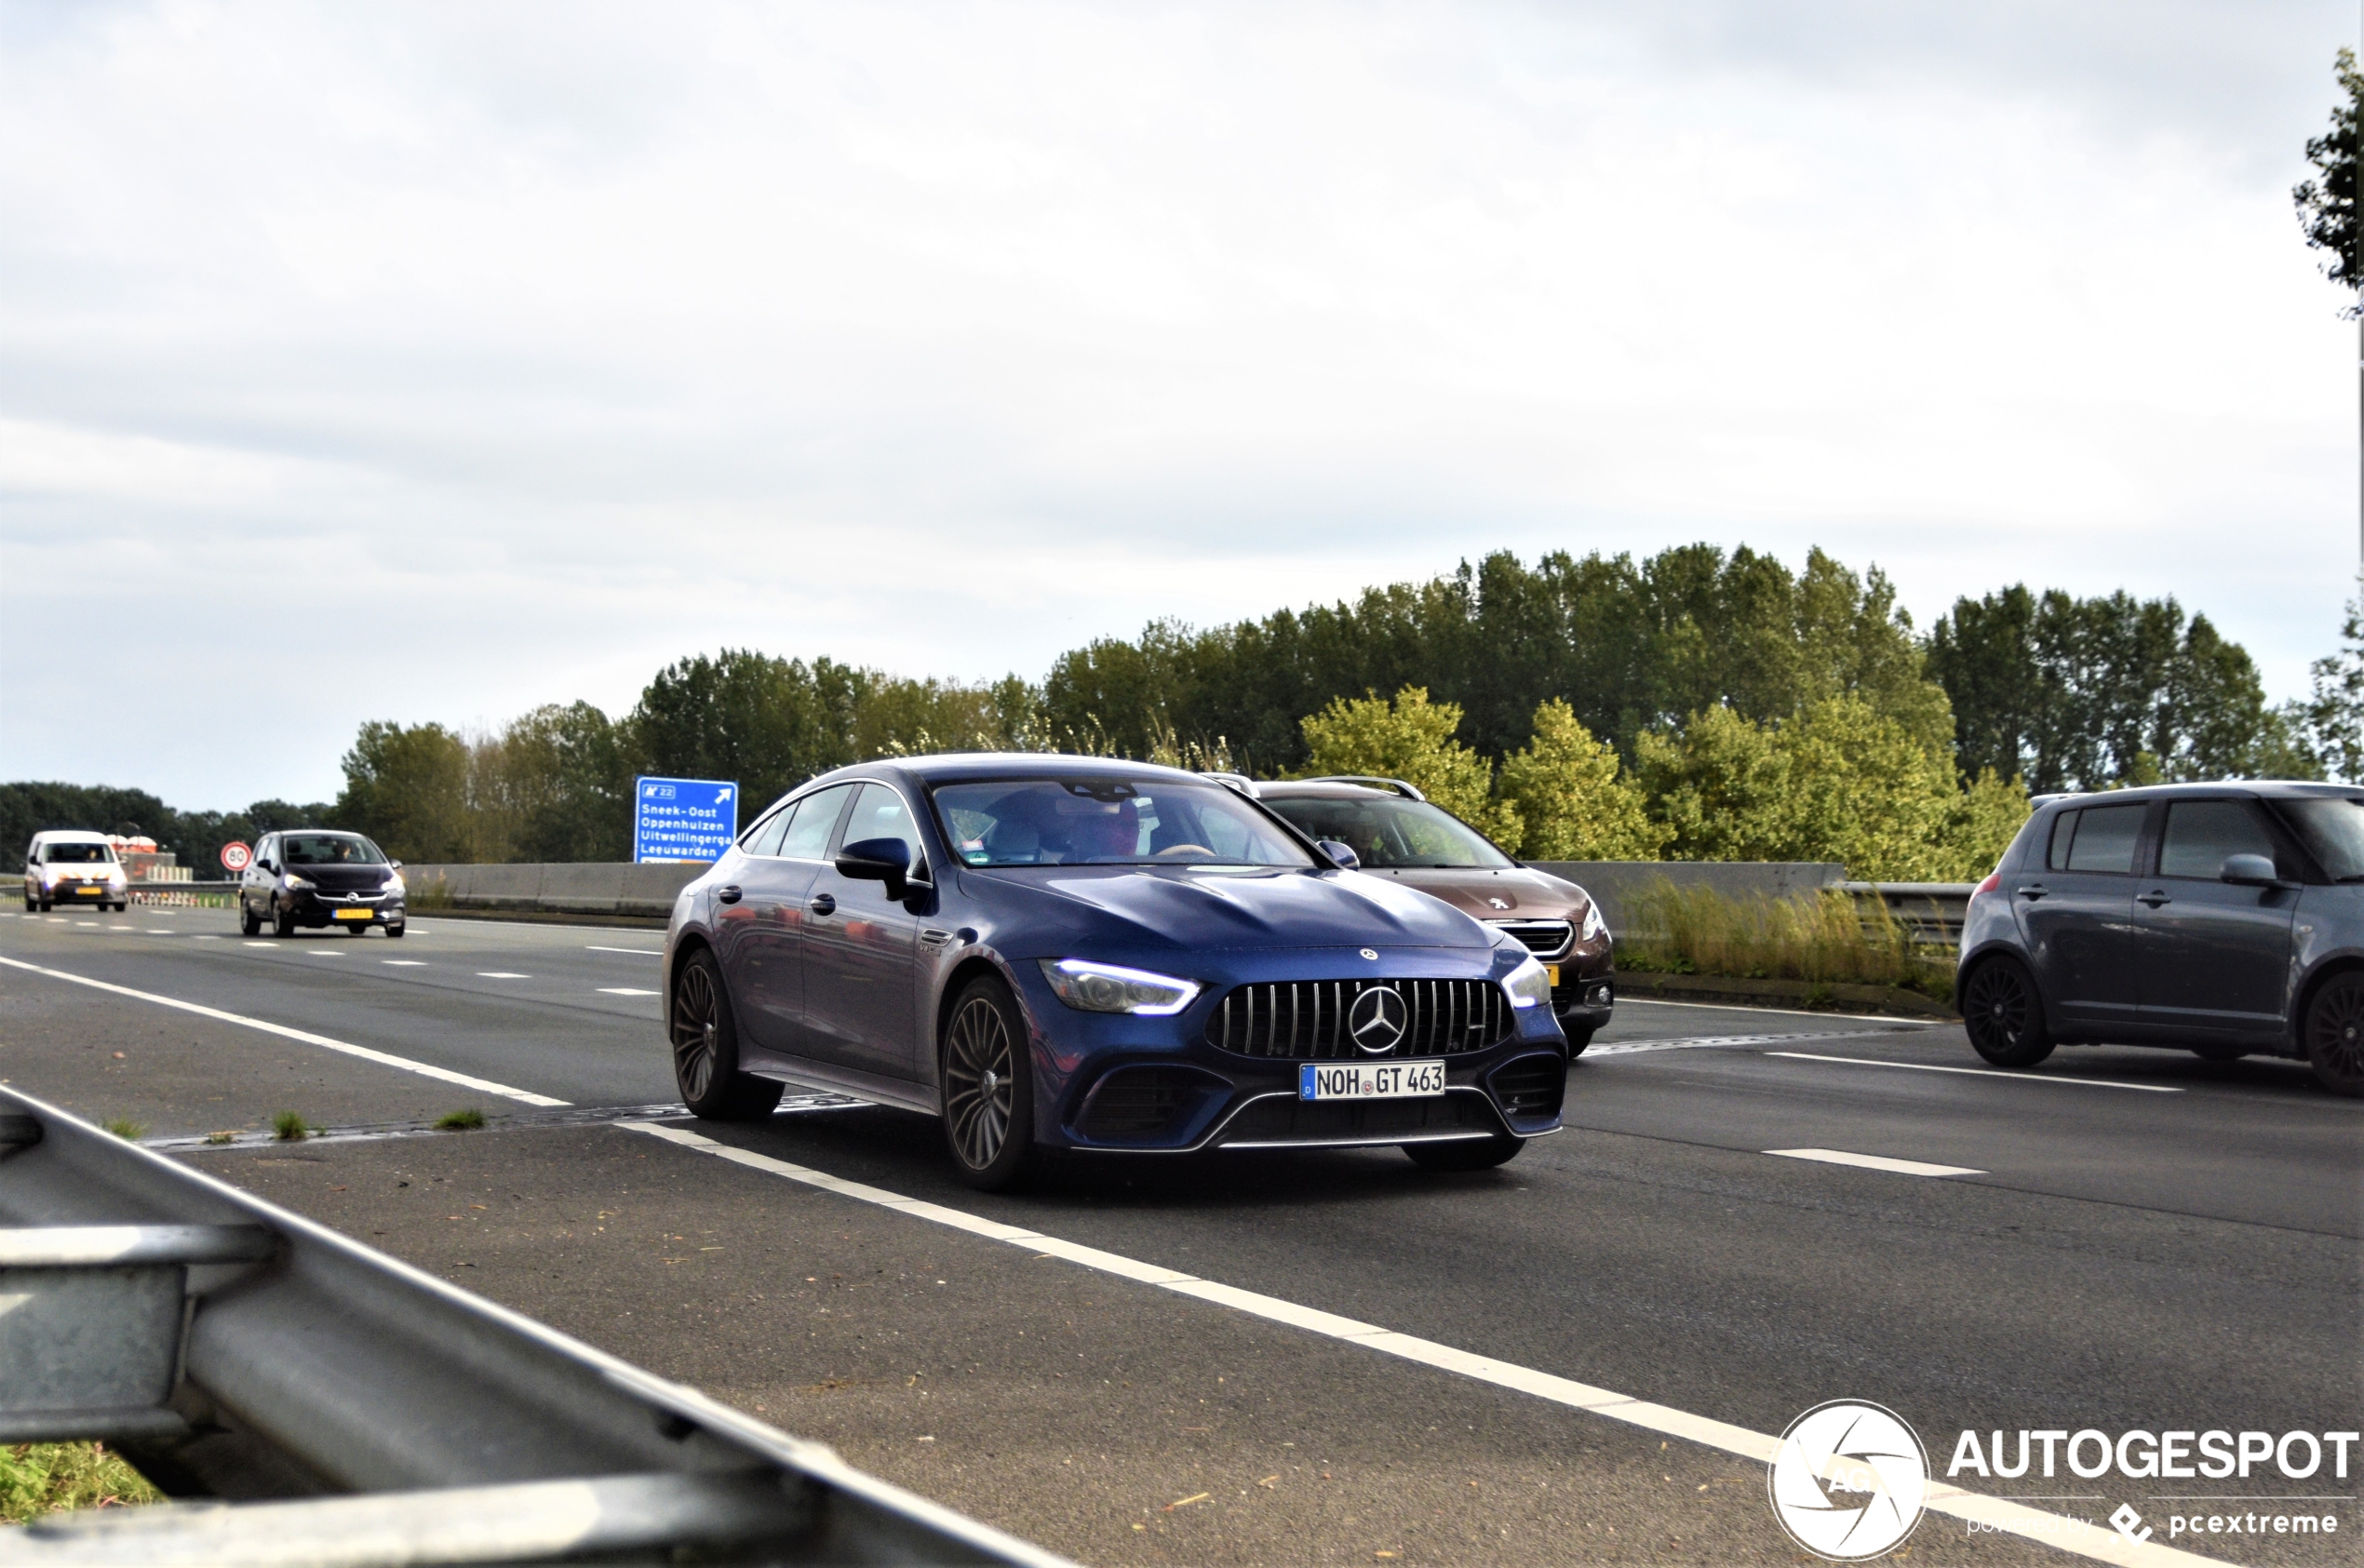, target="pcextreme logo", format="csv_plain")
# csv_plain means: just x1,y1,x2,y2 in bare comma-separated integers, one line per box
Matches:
1768,1401,1929,1561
